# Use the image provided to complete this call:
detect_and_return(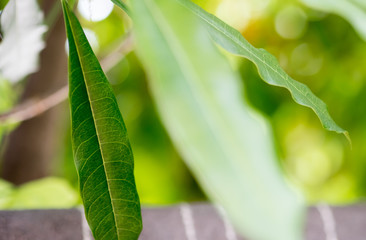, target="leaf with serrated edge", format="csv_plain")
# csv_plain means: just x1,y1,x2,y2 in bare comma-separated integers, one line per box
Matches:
61,1,142,239
176,0,349,142
131,0,305,239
